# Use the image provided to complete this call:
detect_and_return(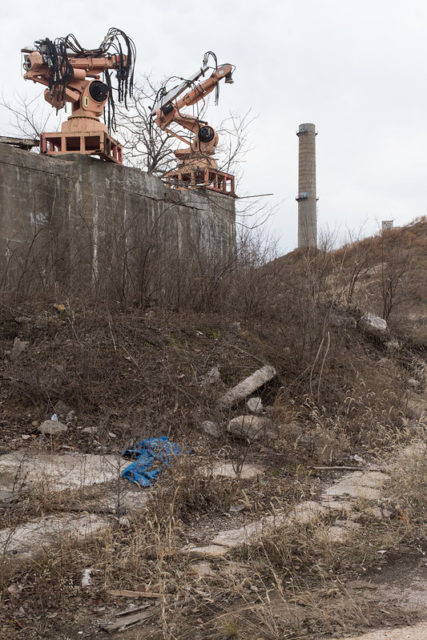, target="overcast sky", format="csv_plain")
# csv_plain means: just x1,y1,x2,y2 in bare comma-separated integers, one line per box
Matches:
1,1,427,252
